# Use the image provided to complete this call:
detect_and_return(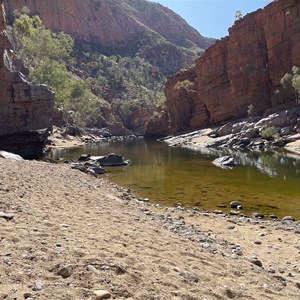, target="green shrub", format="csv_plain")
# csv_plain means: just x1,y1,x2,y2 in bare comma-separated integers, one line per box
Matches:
260,126,277,140
280,65,300,103
174,79,193,91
